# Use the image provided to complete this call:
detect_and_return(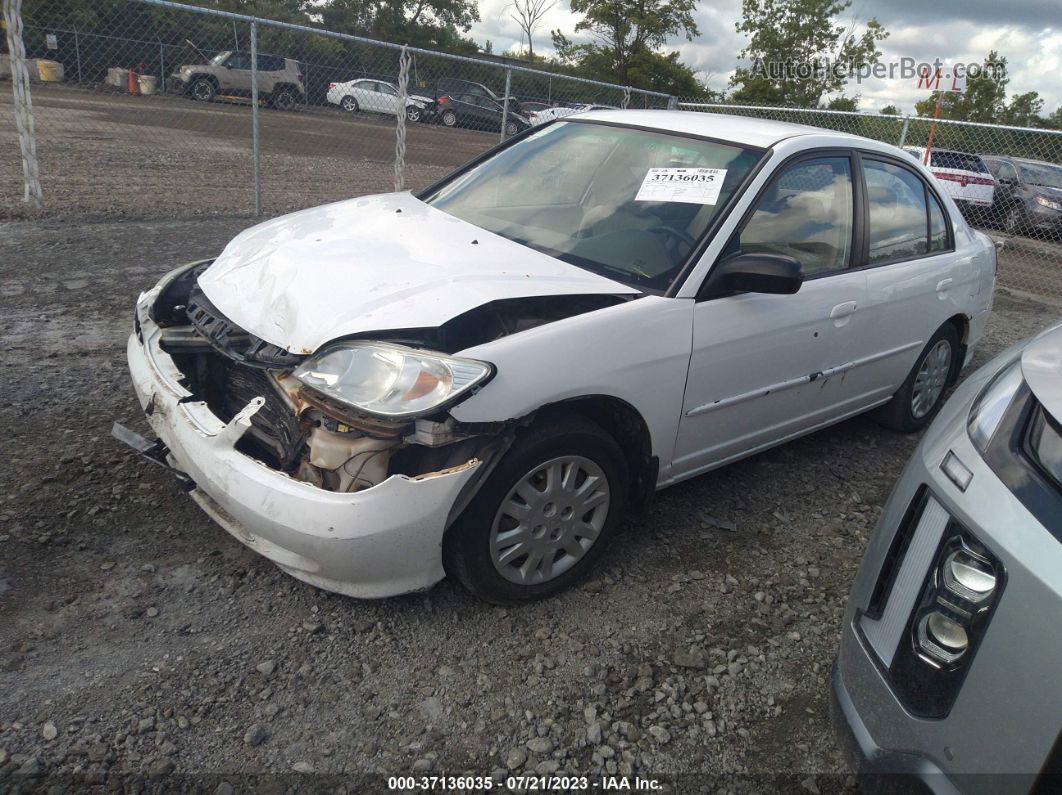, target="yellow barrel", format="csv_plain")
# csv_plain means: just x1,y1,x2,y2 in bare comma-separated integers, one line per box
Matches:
36,59,63,81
